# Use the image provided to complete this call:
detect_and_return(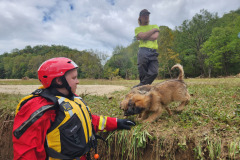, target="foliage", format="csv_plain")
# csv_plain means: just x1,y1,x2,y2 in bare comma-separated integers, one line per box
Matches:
103,67,120,80
0,45,105,79
103,43,139,80
157,26,180,78
173,9,219,77
201,12,240,77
